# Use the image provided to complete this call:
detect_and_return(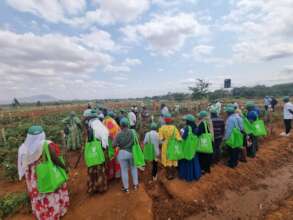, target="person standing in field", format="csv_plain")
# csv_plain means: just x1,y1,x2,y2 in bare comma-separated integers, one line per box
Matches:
223,105,244,168
62,111,82,151
143,122,160,181
113,118,139,193
270,96,278,112
210,107,225,164
178,114,201,181
196,111,213,174
264,96,272,111
280,96,293,137
103,111,121,180
159,113,181,180
160,103,170,125
87,110,109,194
18,126,69,220
245,101,260,156
128,109,137,129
